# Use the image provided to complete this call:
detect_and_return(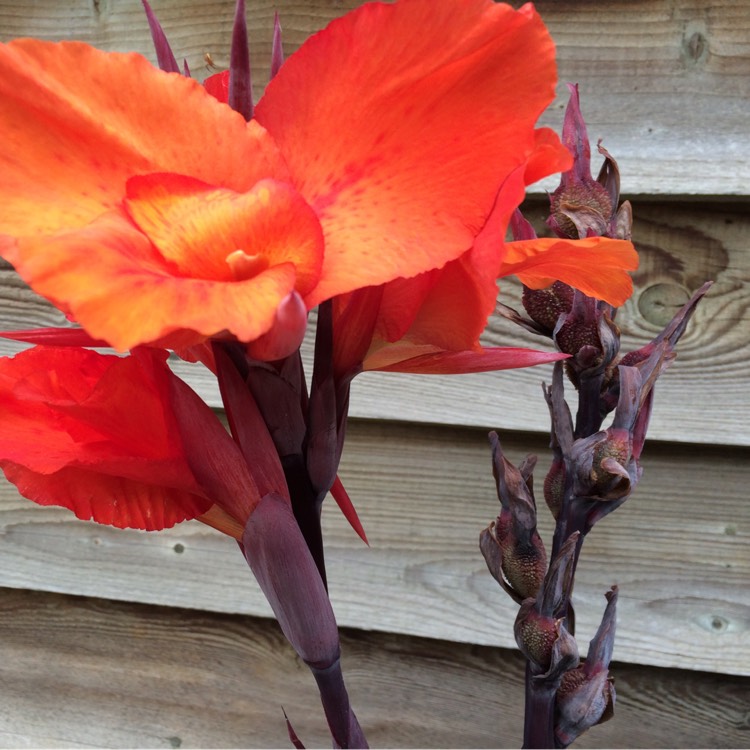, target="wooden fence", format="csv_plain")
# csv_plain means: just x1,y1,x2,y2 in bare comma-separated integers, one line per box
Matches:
0,0,748,747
